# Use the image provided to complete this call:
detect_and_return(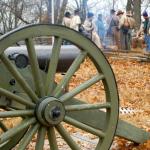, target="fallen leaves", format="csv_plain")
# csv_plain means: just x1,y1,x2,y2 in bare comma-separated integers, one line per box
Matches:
69,56,150,149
